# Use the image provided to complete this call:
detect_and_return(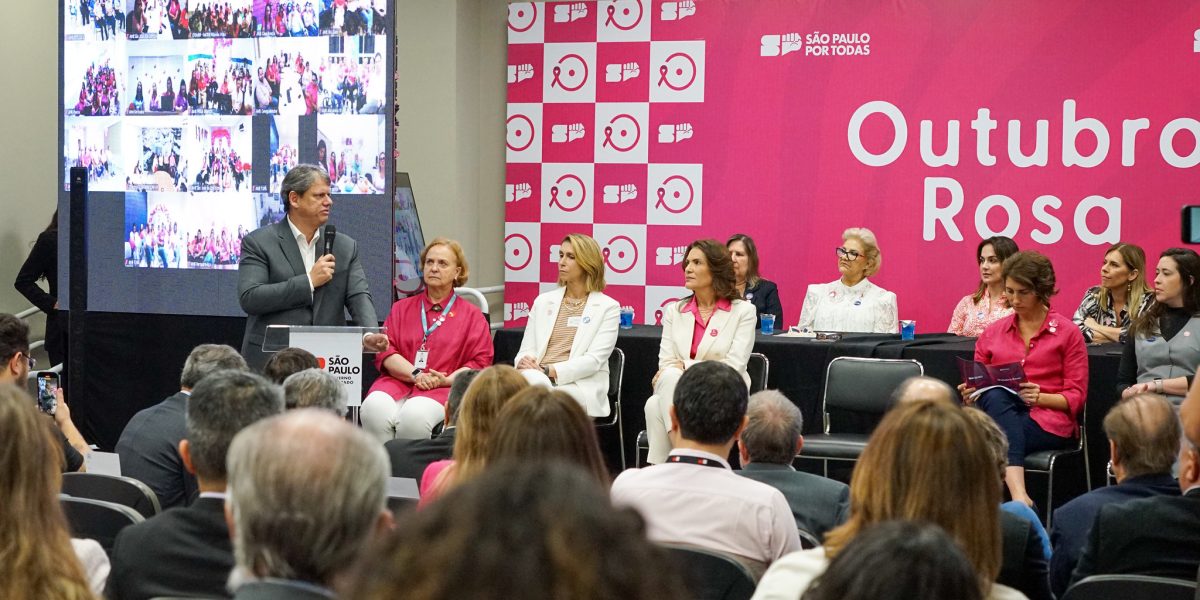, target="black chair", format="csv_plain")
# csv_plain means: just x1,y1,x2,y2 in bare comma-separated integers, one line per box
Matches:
800,357,924,476
663,545,757,600
1025,403,1090,527
797,528,821,550
594,347,626,470
1062,574,1197,600
60,496,144,554
635,353,769,467
62,472,161,519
